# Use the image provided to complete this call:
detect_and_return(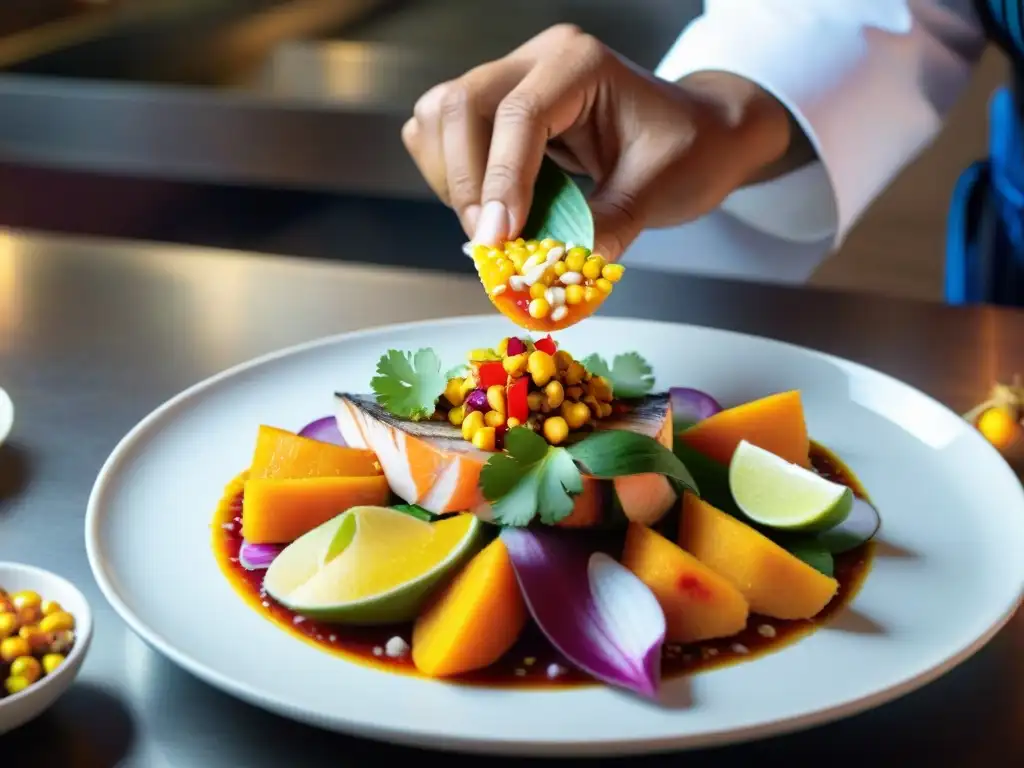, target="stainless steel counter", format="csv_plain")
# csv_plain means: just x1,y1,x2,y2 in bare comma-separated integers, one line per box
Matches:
0,230,1022,766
